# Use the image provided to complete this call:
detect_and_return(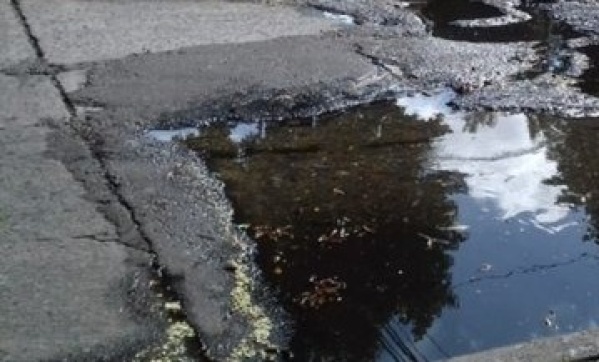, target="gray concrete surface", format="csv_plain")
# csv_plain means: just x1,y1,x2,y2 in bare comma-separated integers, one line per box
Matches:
545,0,599,37
356,37,537,90
72,35,386,119
0,0,35,69
0,74,164,361
450,328,599,362
19,0,338,65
